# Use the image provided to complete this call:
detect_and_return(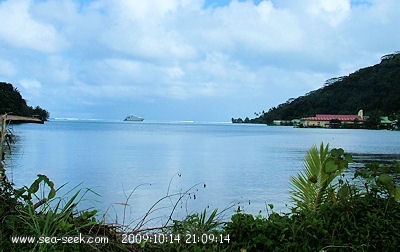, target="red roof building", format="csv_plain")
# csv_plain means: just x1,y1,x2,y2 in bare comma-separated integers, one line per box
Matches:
301,110,365,128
